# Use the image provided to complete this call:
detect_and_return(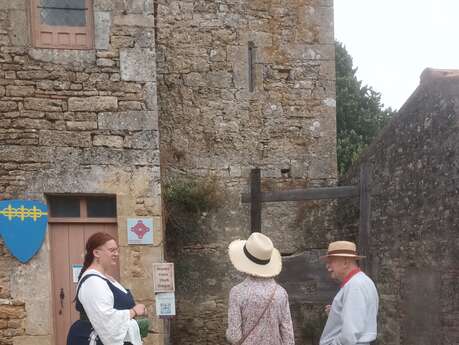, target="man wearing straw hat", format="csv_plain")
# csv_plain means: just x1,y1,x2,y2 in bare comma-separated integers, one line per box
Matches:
226,232,295,345
319,241,379,345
